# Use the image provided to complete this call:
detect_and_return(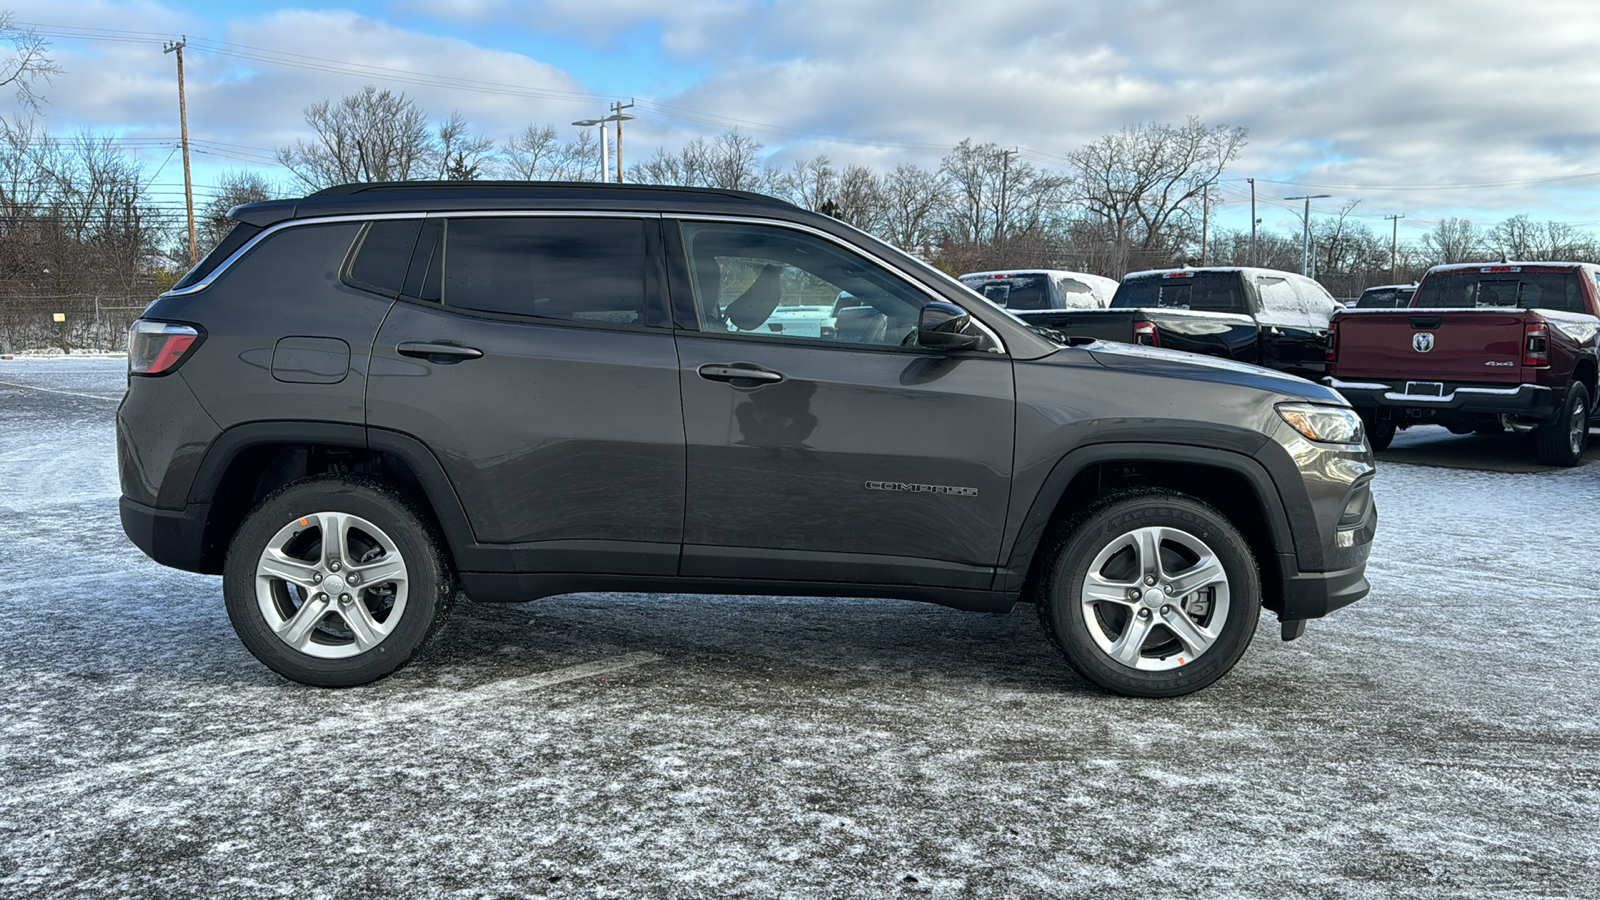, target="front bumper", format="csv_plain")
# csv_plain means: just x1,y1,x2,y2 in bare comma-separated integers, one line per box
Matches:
1325,377,1554,420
